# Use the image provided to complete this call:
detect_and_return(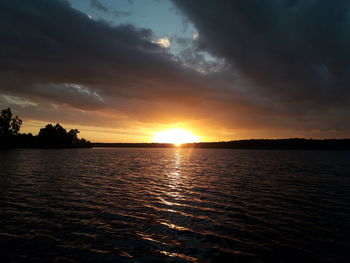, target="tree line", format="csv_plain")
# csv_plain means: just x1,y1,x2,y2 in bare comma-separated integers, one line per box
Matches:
0,108,91,148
